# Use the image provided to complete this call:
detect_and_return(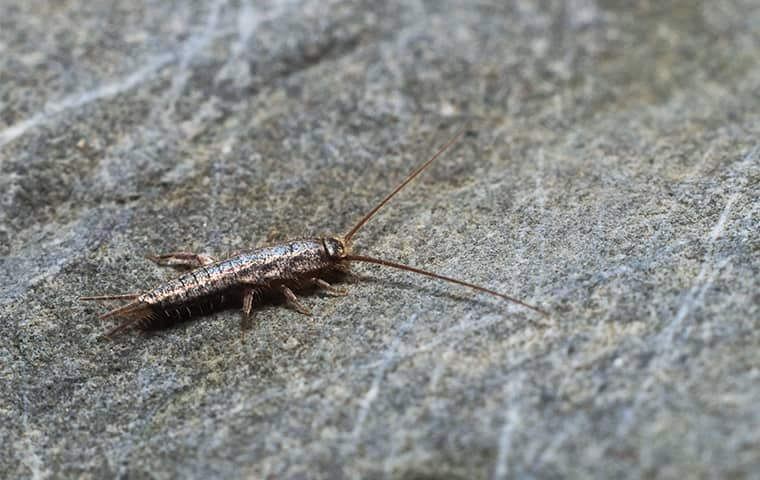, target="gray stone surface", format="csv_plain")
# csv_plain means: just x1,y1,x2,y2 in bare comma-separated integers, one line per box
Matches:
1,0,758,478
